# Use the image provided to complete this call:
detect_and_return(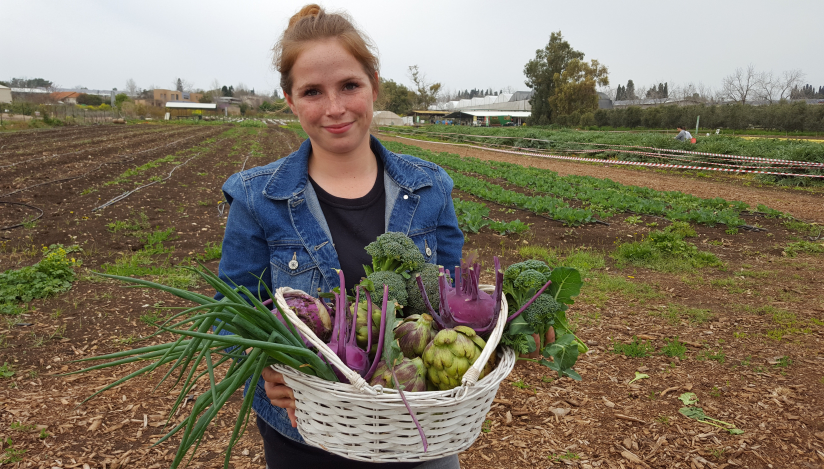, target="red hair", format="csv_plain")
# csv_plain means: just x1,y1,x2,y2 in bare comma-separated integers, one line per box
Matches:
274,4,380,95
